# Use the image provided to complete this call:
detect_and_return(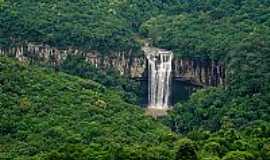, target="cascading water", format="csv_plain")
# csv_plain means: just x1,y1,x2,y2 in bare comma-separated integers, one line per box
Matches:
143,46,173,110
